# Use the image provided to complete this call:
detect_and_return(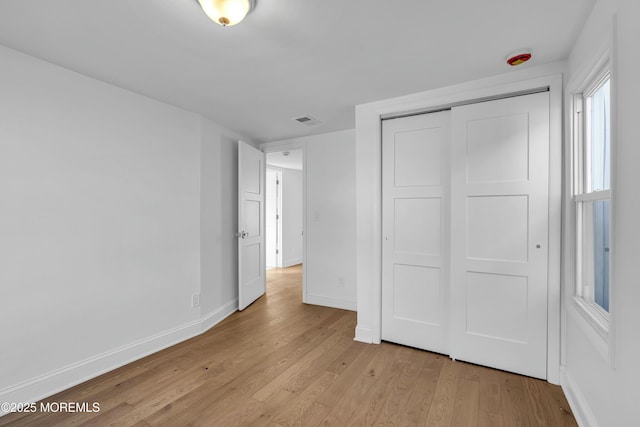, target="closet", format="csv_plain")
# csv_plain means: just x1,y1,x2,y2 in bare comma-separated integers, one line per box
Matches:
381,91,550,379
